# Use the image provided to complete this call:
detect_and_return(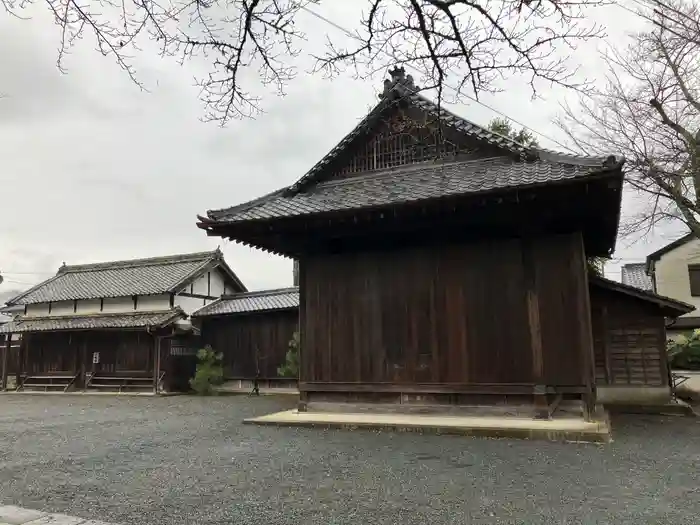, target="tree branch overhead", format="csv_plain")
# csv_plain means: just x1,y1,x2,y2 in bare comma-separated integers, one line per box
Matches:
3,0,605,123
